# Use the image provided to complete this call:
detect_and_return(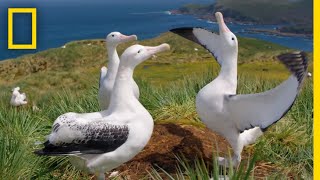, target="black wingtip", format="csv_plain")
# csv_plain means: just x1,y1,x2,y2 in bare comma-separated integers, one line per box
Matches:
170,27,202,45
277,51,309,87
34,149,71,156
170,27,193,33
34,141,65,156
34,149,46,156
